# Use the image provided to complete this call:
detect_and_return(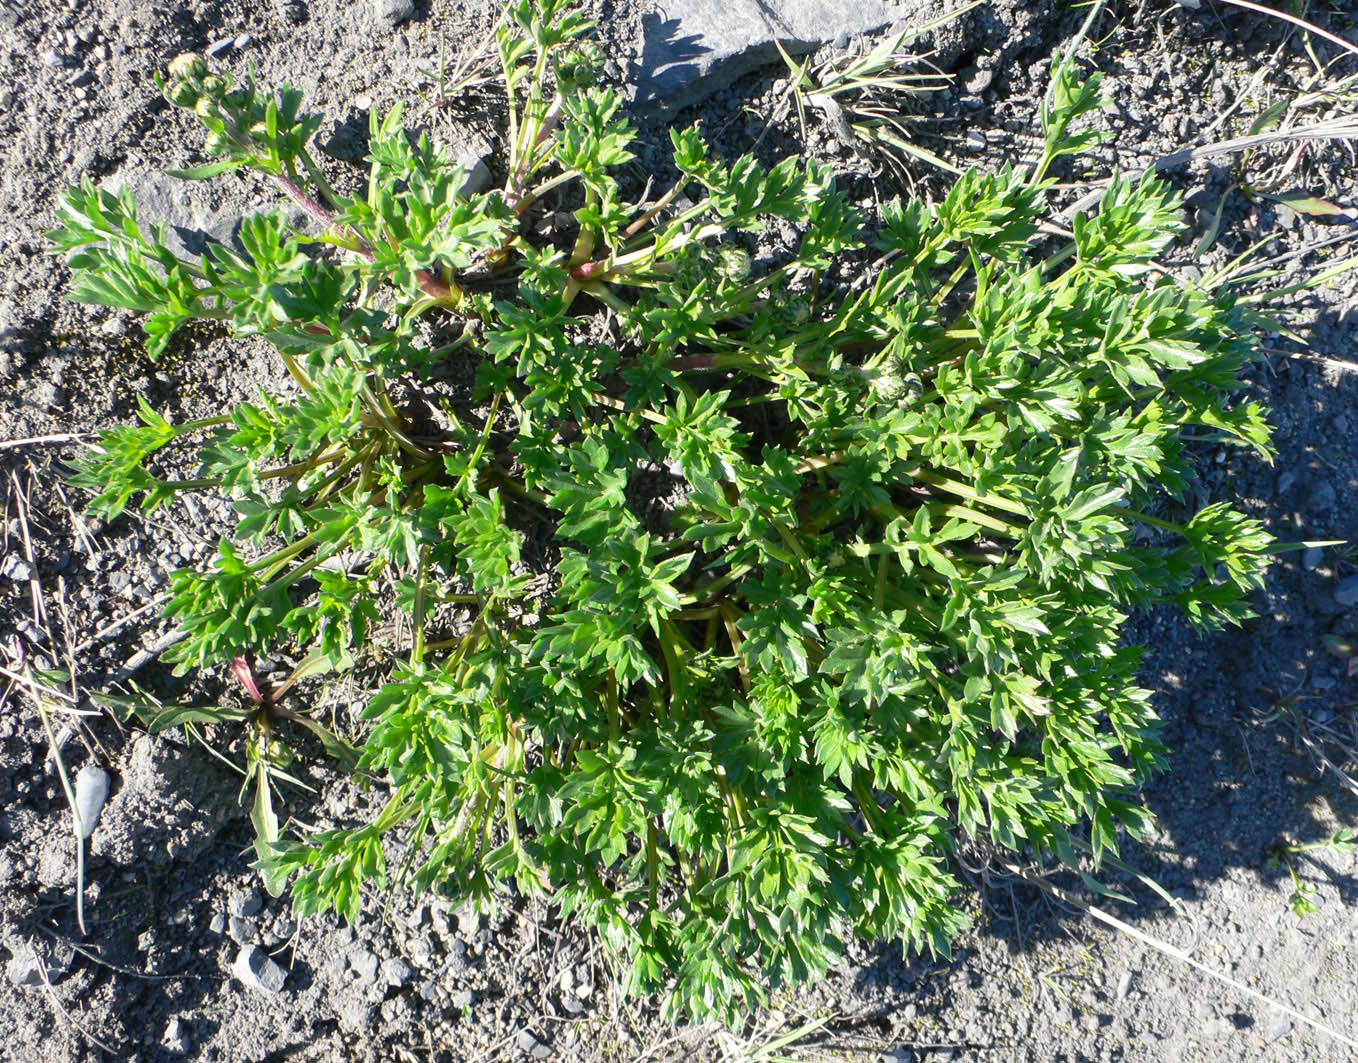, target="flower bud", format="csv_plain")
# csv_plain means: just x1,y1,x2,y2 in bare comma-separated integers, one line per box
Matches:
199,74,226,98
715,247,752,282
194,97,219,119
167,53,207,81
165,80,200,108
